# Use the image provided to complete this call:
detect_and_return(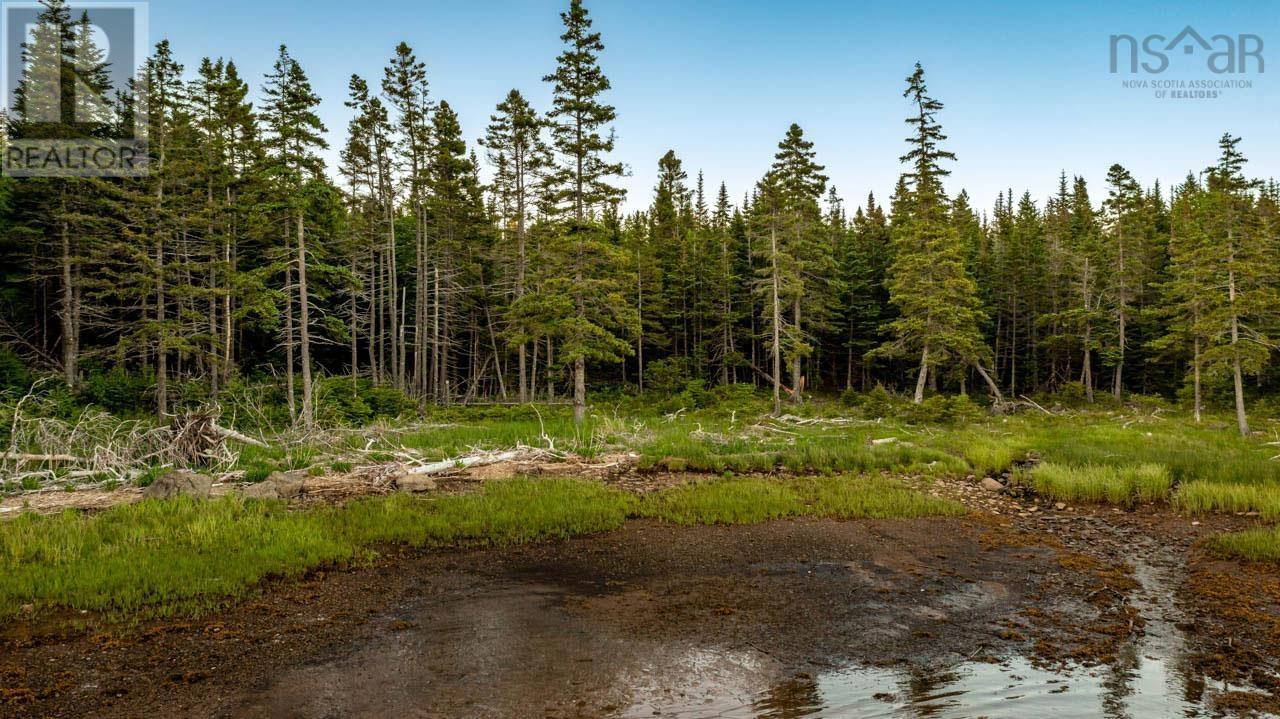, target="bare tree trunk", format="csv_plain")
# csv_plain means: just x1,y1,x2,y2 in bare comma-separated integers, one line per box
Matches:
284,263,296,422
369,249,380,385
1192,335,1202,423
636,260,644,393
1228,245,1249,436
387,223,401,391
790,297,803,405
155,231,168,418
913,345,929,404
222,231,234,386
973,362,1004,403
546,338,555,402
58,212,77,388
432,265,442,405
516,202,529,403
297,213,314,430
769,226,782,417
